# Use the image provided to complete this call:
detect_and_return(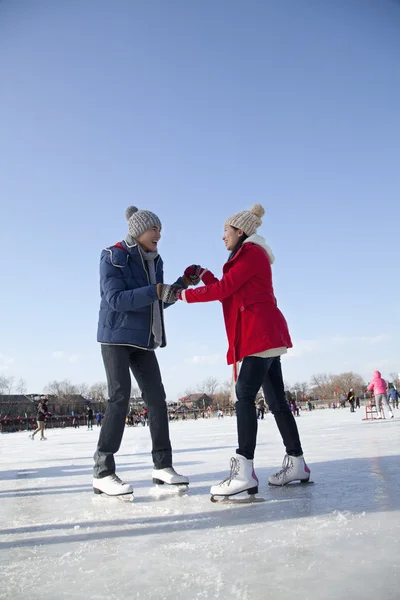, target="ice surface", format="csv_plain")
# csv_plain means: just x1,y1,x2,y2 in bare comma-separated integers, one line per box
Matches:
1,410,399,600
